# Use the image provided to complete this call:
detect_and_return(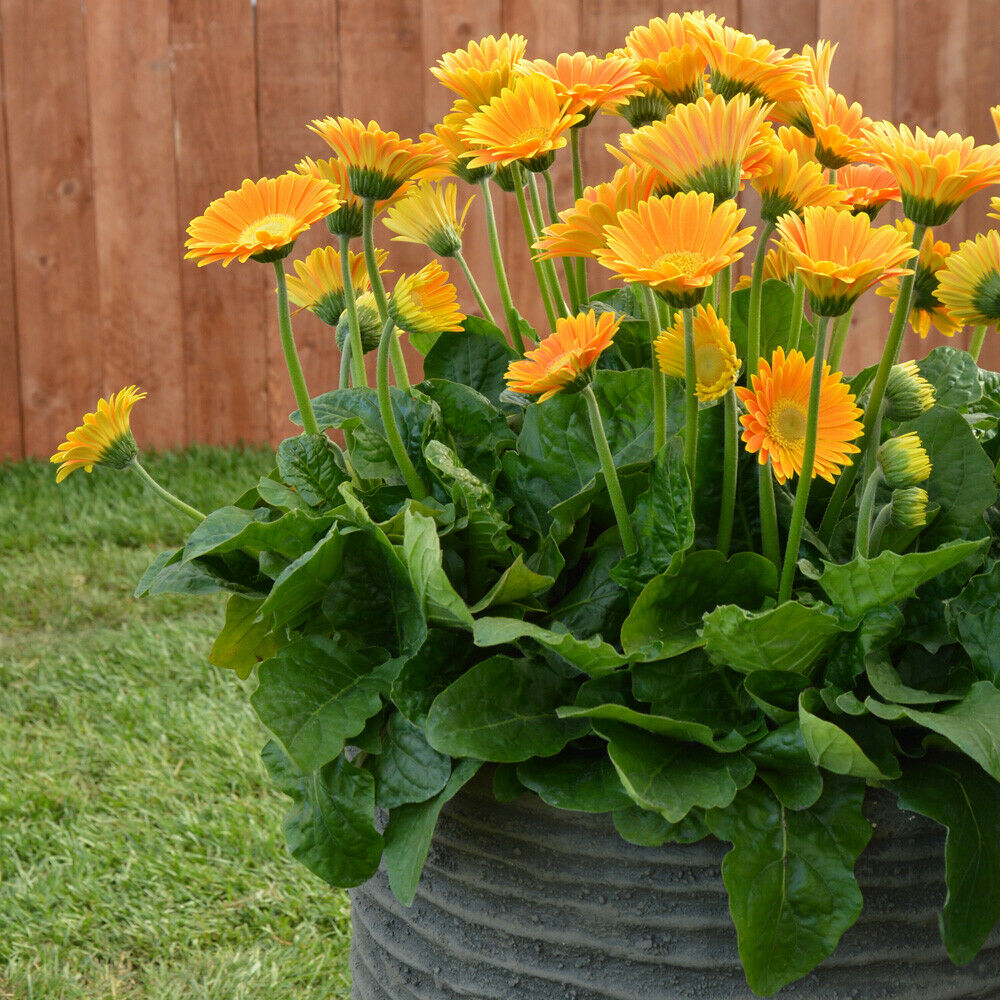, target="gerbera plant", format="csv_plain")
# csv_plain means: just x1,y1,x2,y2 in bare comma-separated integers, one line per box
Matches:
61,13,1000,999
